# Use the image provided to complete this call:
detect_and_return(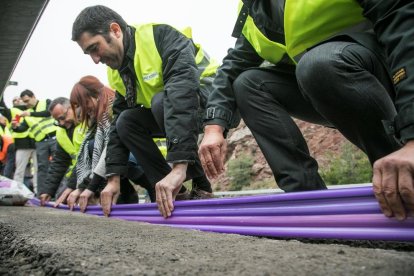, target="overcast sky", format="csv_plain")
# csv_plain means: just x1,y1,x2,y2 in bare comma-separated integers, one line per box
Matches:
3,0,238,106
